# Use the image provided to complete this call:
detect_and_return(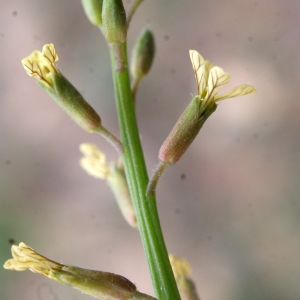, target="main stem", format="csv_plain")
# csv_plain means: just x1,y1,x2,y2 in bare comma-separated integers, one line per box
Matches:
109,42,181,300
